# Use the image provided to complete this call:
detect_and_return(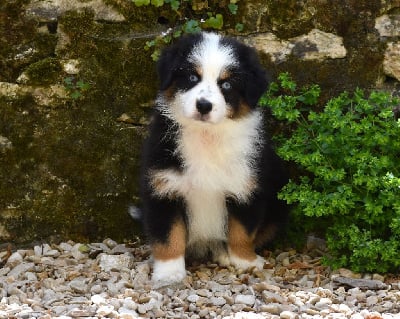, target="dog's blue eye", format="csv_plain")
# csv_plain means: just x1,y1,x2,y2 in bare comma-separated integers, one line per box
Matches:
189,74,199,82
221,81,231,90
